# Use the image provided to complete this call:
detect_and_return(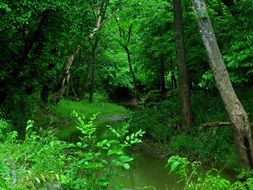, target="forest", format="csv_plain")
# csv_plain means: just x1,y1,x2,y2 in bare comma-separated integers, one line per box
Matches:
0,0,253,189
